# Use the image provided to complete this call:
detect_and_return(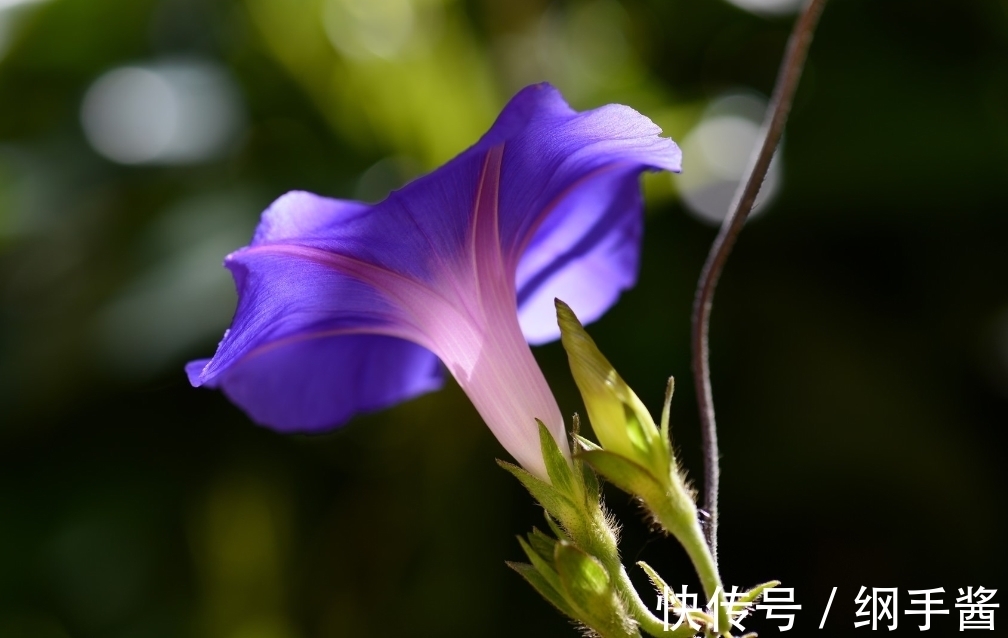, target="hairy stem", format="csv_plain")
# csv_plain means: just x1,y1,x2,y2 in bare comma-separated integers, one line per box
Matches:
691,0,829,561
639,485,728,635
612,565,698,638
